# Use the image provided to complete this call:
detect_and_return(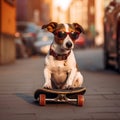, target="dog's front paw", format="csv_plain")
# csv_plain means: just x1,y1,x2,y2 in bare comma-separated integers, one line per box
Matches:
64,84,73,89
43,82,52,89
